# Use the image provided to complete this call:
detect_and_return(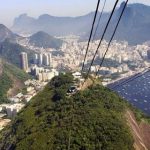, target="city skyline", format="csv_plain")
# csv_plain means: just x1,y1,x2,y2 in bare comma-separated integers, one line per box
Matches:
0,0,150,27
